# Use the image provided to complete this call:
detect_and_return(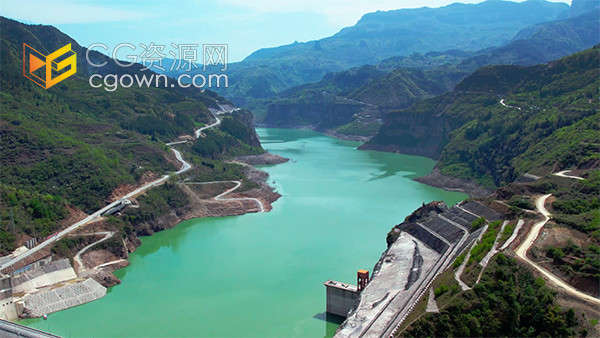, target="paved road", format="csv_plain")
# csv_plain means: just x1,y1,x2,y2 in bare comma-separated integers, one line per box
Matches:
171,148,192,174
0,110,225,272
0,319,60,337
195,113,221,138
515,194,600,305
